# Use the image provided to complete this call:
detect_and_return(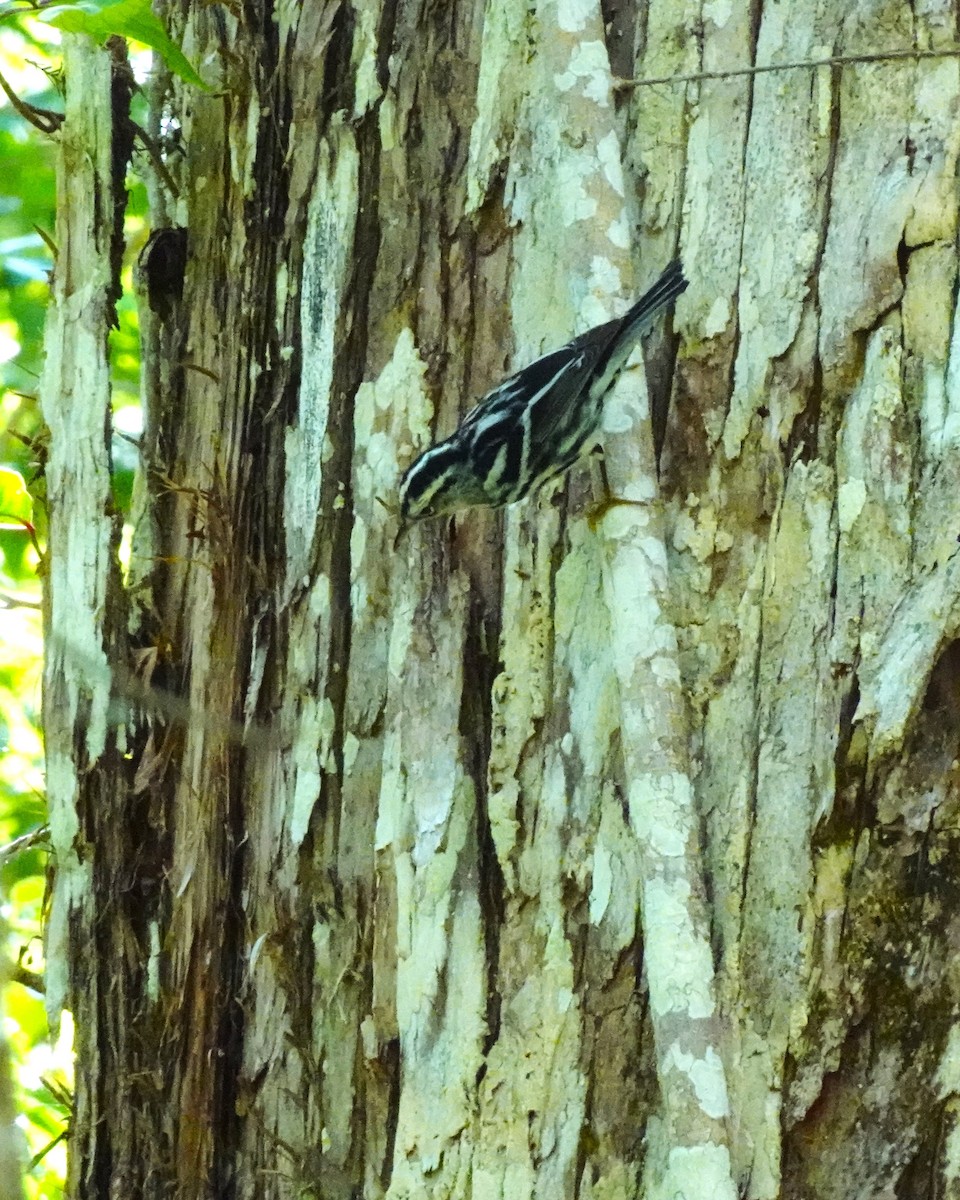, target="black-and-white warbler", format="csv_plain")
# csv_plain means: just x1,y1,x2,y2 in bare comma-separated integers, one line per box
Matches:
398,259,687,527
